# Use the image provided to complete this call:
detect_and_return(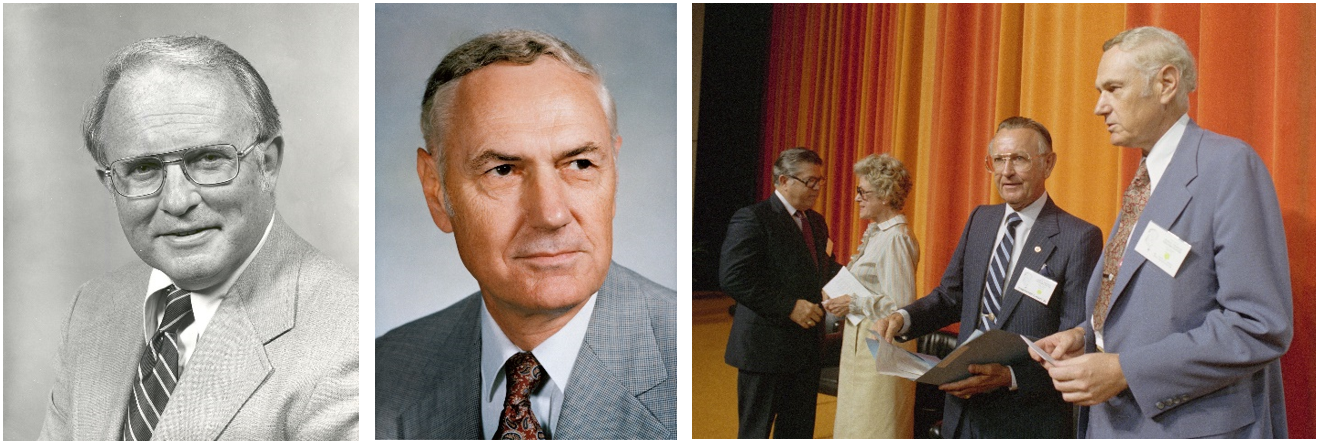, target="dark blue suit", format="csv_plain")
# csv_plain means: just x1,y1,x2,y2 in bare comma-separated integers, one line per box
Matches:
720,196,841,438
900,196,1101,438
1081,121,1291,438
